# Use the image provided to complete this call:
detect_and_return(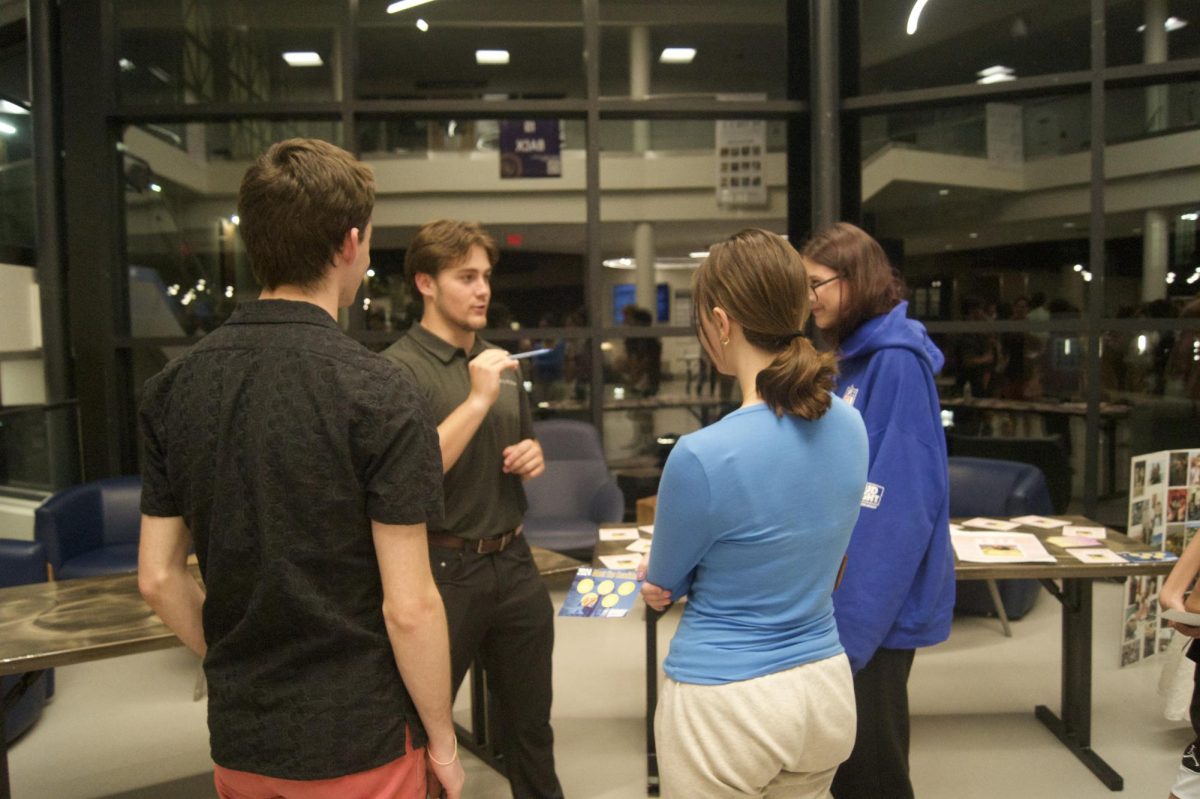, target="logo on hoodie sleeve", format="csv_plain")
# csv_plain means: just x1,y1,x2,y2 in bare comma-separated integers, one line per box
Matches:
842,385,859,406
861,482,884,509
